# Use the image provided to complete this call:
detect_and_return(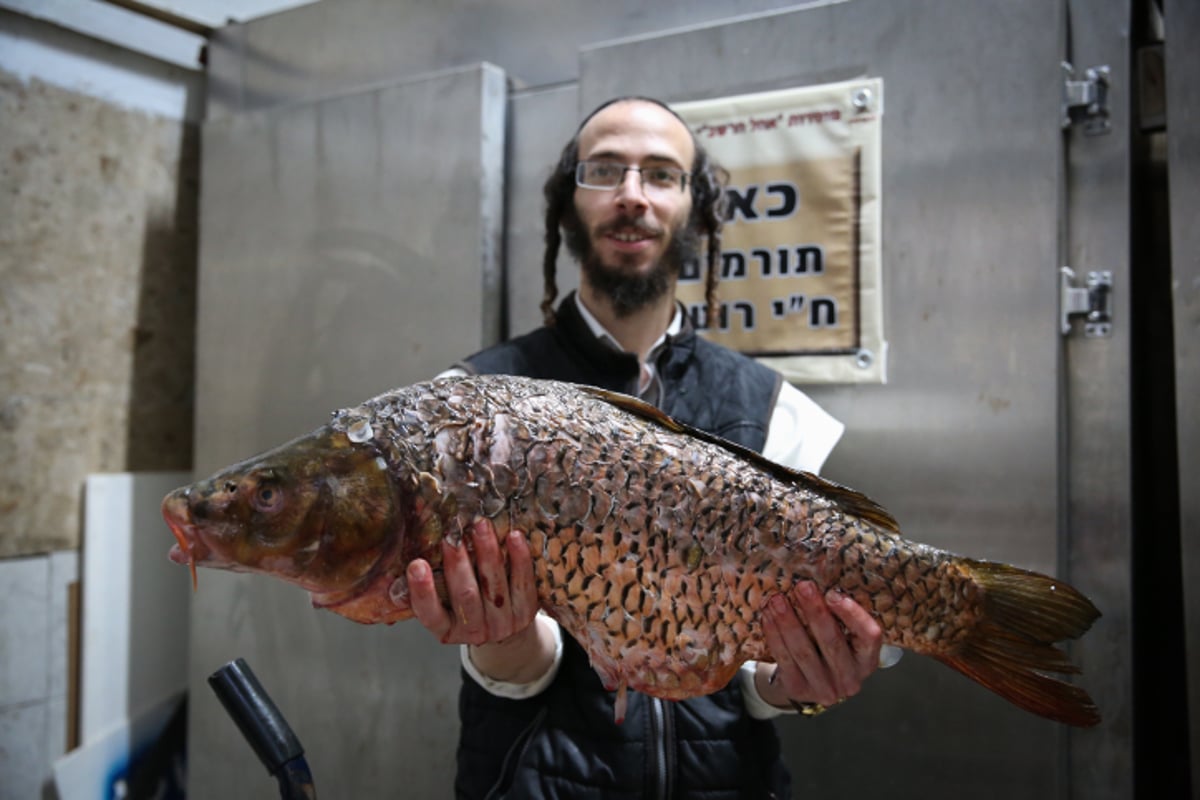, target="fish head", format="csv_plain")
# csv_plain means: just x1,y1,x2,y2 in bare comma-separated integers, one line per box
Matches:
162,425,398,594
